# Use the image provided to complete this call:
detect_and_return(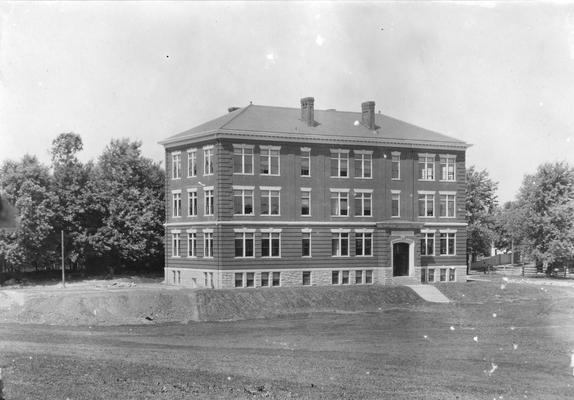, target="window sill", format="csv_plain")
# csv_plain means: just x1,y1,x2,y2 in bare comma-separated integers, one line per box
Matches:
331,255,351,258
330,176,349,179
331,215,350,218
391,215,401,218
439,179,457,183
418,179,435,182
